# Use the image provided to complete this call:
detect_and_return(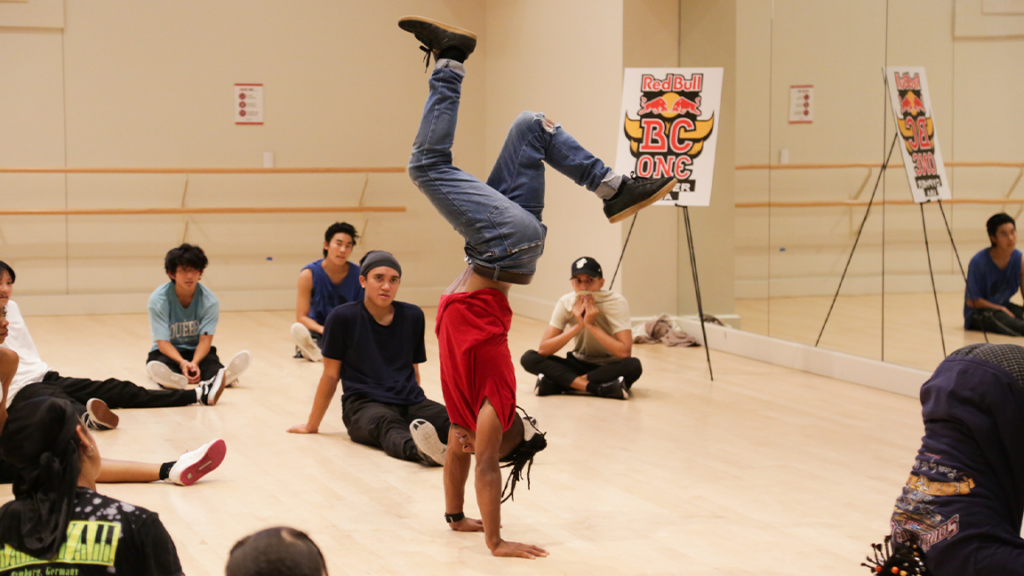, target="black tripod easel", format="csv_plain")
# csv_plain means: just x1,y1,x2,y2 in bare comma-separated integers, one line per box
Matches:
816,135,986,353
609,206,714,382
